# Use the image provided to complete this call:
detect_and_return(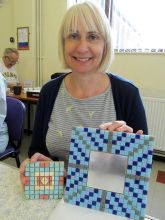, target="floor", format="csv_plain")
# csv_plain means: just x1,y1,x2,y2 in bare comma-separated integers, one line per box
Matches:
4,133,31,167
3,134,165,220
